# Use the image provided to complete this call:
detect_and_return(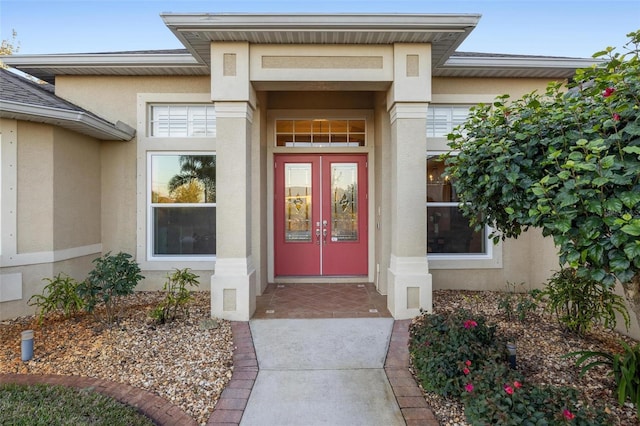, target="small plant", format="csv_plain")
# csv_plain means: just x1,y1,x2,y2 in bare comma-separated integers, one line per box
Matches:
150,268,200,324
497,282,538,322
77,252,144,325
28,273,84,324
566,341,640,419
539,268,630,335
